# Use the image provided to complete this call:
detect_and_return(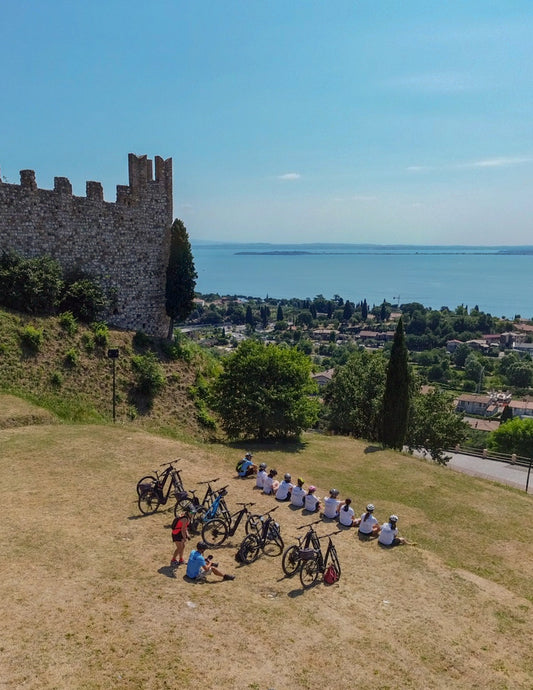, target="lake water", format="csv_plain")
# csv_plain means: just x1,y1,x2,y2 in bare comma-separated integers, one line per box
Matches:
191,243,533,319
